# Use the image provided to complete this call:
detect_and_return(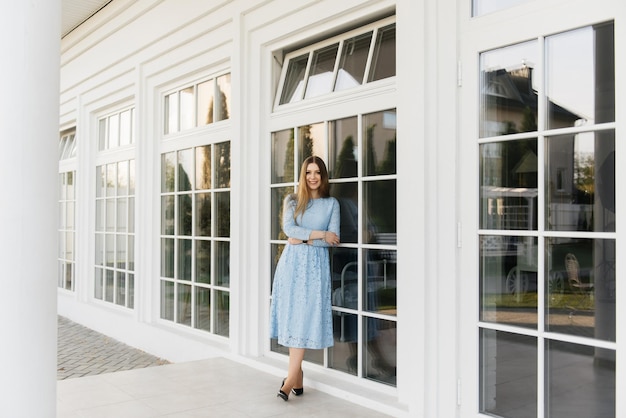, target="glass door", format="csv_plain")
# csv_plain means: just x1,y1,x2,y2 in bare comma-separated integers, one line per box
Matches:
458,1,622,417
